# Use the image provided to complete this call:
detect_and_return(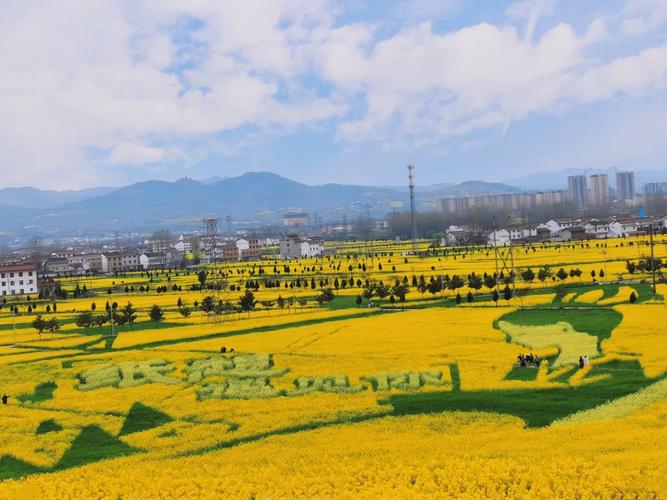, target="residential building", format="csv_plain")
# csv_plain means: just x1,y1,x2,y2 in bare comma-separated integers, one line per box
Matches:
174,235,193,253
236,238,261,261
144,236,173,253
67,253,103,273
567,175,588,208
436,190,565,215
487,226,537,246
139,252,167,270
101,251,123,273
534,191,566,206
555,226,587,242
283,213,309,227
589,174,609,207
584,219,612,238
644,182,667,197
120,252,141,271
508,226,538,241
538,218,582,235
222,242,240,262
608,218,639,238
43,257,76,276
616,171,635,201
487,229,510,246
279,235,324,259
202,242,236,264
0,263,39,296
